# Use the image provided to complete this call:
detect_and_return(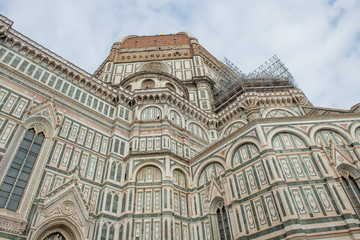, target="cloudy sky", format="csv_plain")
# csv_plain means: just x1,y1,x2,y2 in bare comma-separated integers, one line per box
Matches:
1,0,359,110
